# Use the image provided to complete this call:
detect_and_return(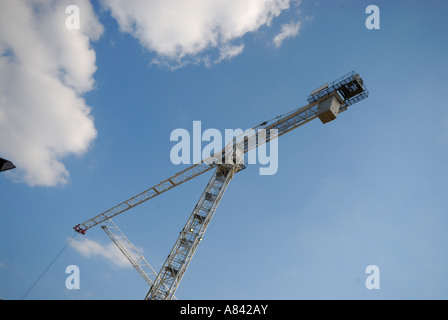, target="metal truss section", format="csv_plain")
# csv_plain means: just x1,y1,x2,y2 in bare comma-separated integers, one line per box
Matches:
102,219,176,299
145,165,237,300
263,102,320,138
102,219,158,286
211,101,320,167
74,161,215,234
